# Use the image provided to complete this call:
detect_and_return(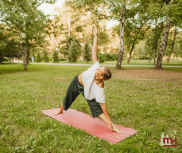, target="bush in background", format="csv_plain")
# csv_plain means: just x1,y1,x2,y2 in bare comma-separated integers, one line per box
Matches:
83,42,91,63
59,57,67,61
36,51,42,62
98,54,106,63
2,57,9,61
42,50,49,62
105,53,118,61
139,56,150,60
68,41,81,62
52,51,59,63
